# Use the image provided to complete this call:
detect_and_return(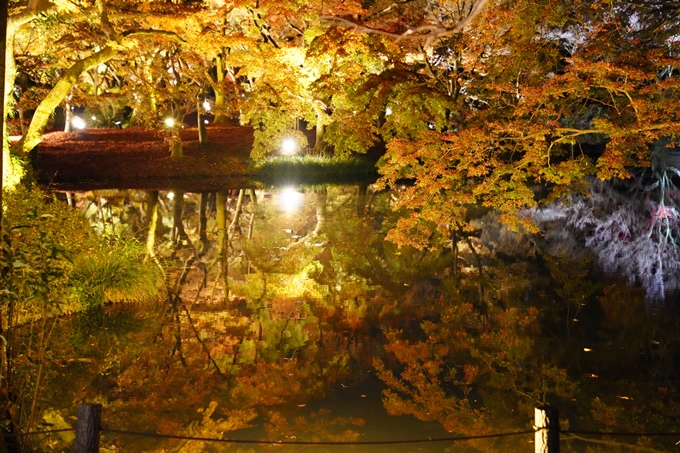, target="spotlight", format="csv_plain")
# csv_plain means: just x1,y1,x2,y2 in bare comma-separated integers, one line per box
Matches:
71,117,86,130
281,139,297,155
